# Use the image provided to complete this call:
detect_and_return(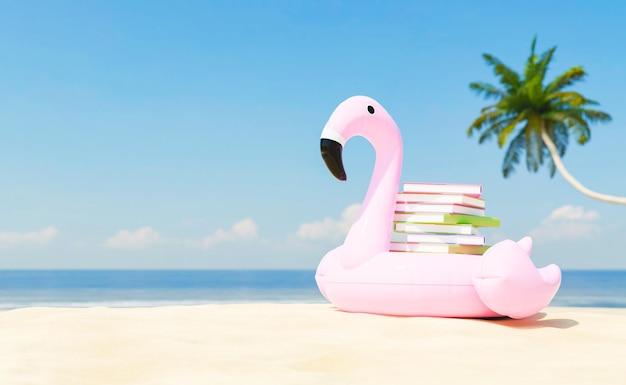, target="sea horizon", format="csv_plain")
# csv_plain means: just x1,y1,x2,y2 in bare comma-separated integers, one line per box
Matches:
0,269,624,310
